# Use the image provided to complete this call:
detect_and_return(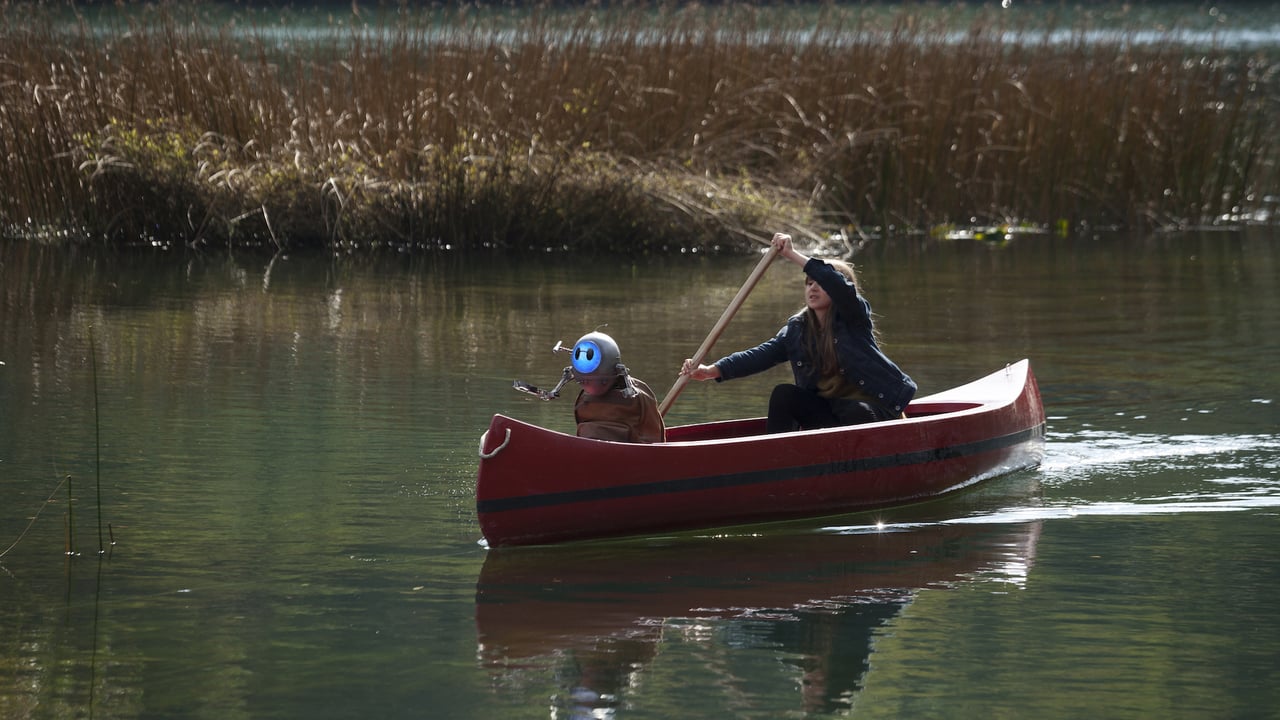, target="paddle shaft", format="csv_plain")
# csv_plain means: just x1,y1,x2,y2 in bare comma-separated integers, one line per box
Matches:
658,244,781,417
